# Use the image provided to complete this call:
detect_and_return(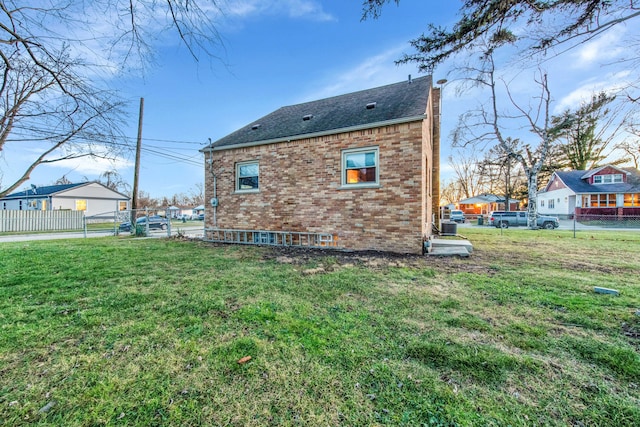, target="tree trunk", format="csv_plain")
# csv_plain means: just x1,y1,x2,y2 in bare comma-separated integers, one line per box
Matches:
526,170,538,229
